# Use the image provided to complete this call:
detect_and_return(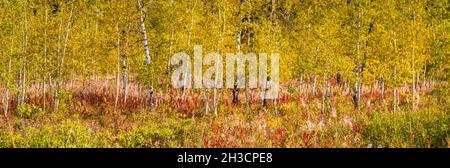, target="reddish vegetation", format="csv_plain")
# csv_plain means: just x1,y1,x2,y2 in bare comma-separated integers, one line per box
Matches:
0,77,441,148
